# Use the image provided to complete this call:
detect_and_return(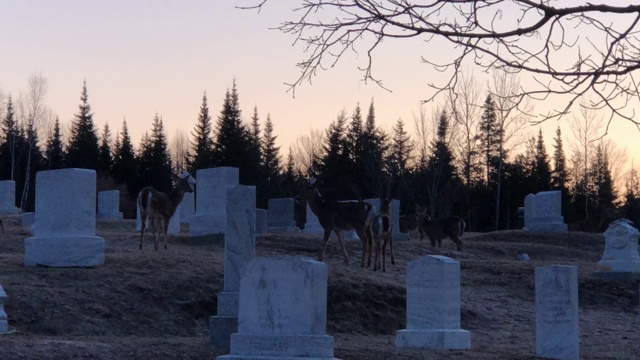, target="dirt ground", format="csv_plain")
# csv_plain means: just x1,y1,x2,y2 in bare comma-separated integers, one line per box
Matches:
0,214,637,360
